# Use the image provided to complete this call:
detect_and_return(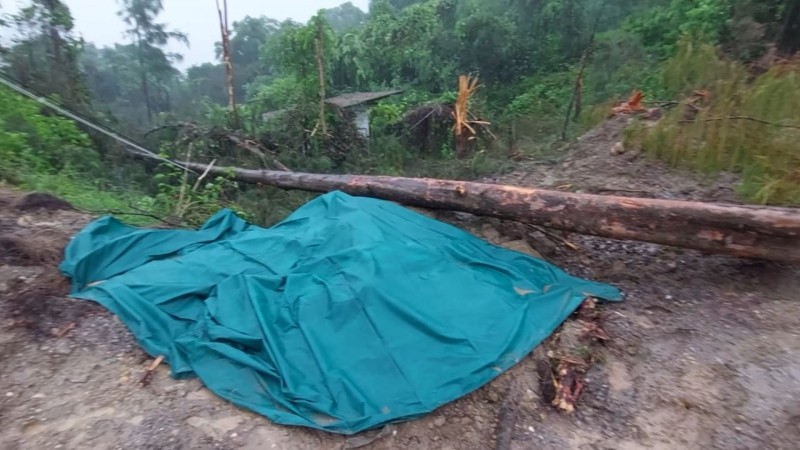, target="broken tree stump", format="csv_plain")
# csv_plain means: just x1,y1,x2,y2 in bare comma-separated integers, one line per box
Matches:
180,162,800,264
